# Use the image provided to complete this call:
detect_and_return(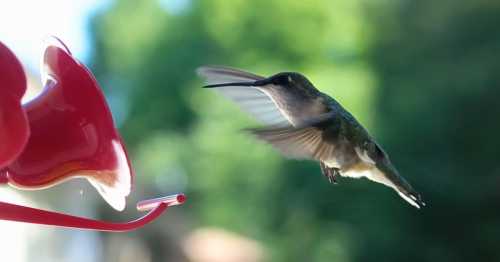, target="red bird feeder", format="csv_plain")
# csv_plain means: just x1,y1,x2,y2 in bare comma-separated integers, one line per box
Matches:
0,37,185,231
